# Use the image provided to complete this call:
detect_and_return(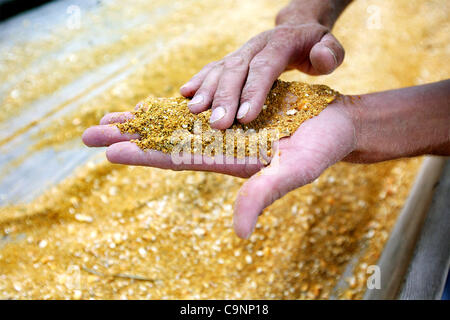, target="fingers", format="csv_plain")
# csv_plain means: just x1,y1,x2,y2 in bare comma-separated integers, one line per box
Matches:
182,34,268,121
83,112,137,146
106,141,264,178
237,43,292,124
180,62,216,97
180,27,345,131
207,56,249,129
187,66,223,114
99,112,134,125
82,125,139,147
309,32,345,75
209,38,267,129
